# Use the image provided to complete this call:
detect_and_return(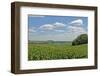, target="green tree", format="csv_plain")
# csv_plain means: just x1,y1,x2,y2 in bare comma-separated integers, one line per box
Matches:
72,34,88,46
